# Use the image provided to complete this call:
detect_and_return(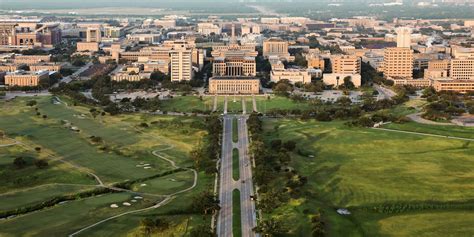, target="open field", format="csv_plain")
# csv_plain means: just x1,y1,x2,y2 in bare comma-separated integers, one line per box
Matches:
383,122,474,139
262,119,474,236
160,95,214,113
0,95,213,236
160,95,310,114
